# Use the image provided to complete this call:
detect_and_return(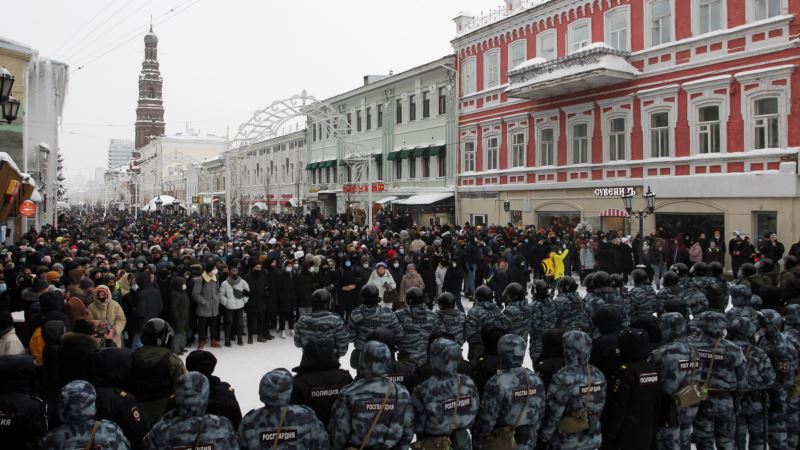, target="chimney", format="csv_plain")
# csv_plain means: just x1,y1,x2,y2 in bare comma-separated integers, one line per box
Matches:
504,0,522,12
453,11,474,34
